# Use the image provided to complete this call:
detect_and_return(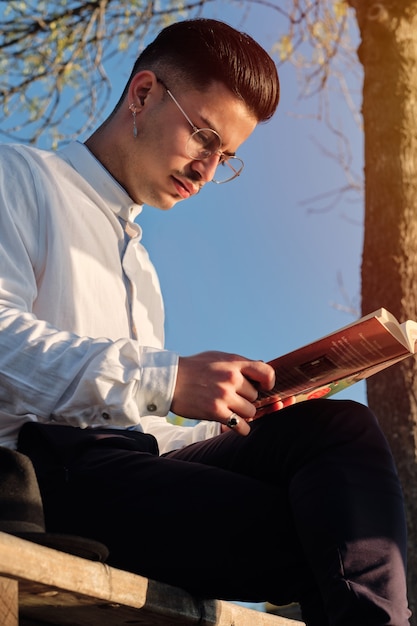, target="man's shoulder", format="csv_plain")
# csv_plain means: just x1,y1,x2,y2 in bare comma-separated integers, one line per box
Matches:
0,142,80,184
0,142,55,169
0,142,49,156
